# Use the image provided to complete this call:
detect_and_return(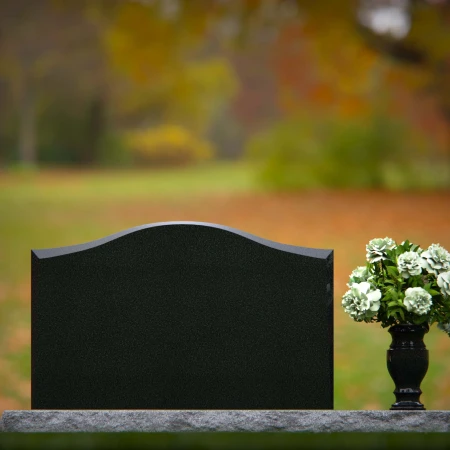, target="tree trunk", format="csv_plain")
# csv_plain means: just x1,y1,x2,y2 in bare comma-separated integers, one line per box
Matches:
81,93,106,165
0,78,7,169
18,83,37,166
